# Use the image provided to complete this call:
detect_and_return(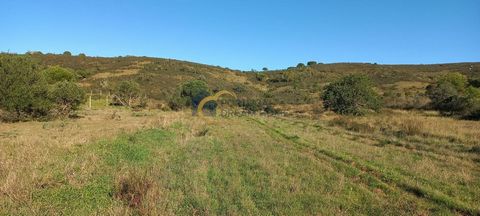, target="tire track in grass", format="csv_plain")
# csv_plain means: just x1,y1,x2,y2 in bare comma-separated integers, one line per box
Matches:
247,117,480,215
